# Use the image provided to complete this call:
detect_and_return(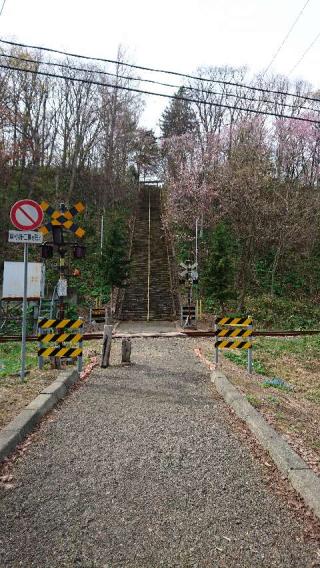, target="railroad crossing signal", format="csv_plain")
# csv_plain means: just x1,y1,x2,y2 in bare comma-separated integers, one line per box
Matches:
38,201,85,238
179,261,198,282
179,261,197,272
